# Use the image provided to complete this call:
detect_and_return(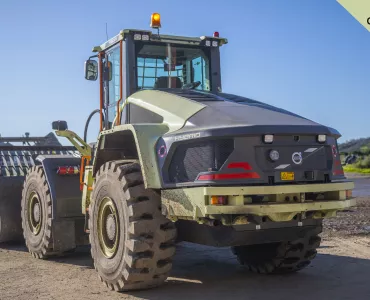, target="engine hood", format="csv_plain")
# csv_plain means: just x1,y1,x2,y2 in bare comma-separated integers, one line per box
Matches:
161,89,340,137
127,89,340,137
